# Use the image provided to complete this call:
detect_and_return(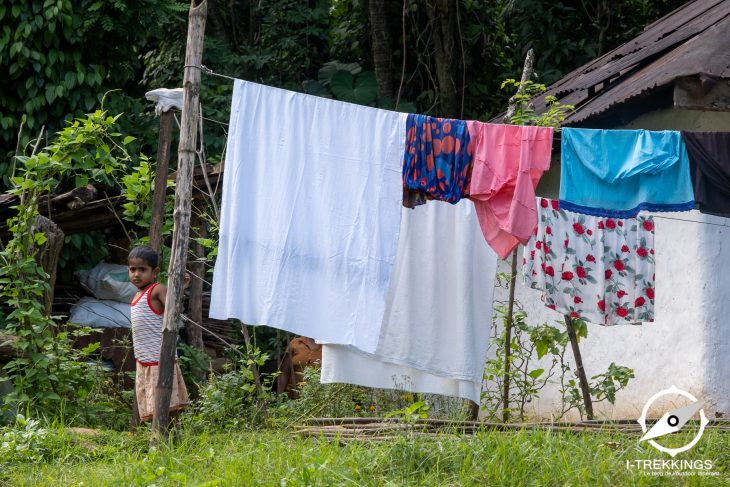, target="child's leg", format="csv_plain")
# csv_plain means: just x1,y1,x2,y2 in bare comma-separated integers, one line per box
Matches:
136,362,155,422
